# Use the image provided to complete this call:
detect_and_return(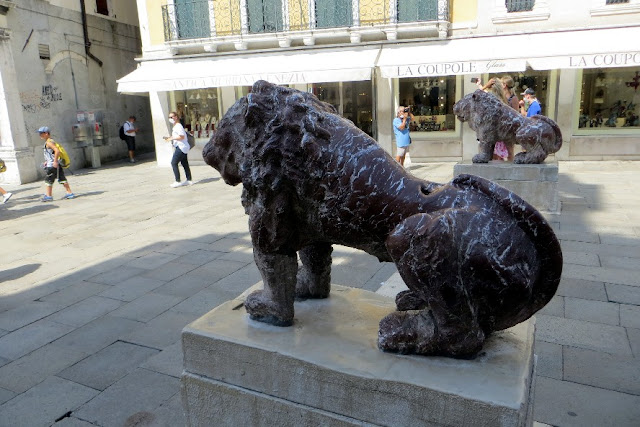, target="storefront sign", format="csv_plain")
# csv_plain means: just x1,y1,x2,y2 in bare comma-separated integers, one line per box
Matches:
529,52,640,70
171,72,310,89
568,52,640,68
381,59,526,78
